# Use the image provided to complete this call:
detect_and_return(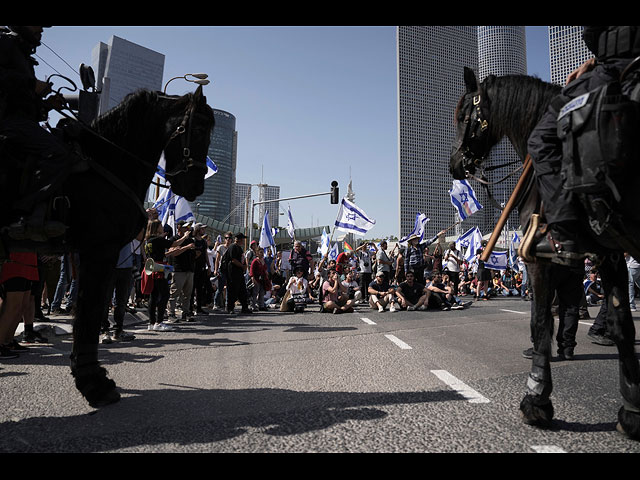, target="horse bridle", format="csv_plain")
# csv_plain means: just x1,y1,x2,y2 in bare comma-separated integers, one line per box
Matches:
161,94,209,179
